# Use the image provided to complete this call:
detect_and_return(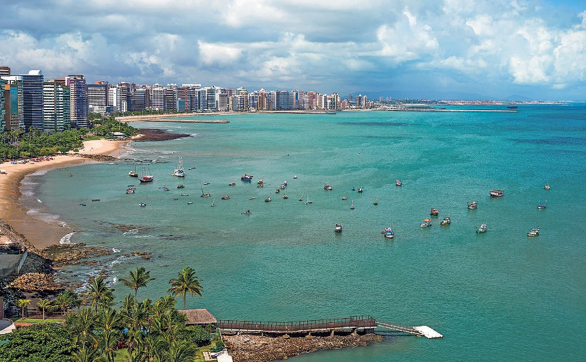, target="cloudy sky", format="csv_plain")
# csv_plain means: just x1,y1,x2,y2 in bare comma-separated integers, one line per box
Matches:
1,0,585,100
